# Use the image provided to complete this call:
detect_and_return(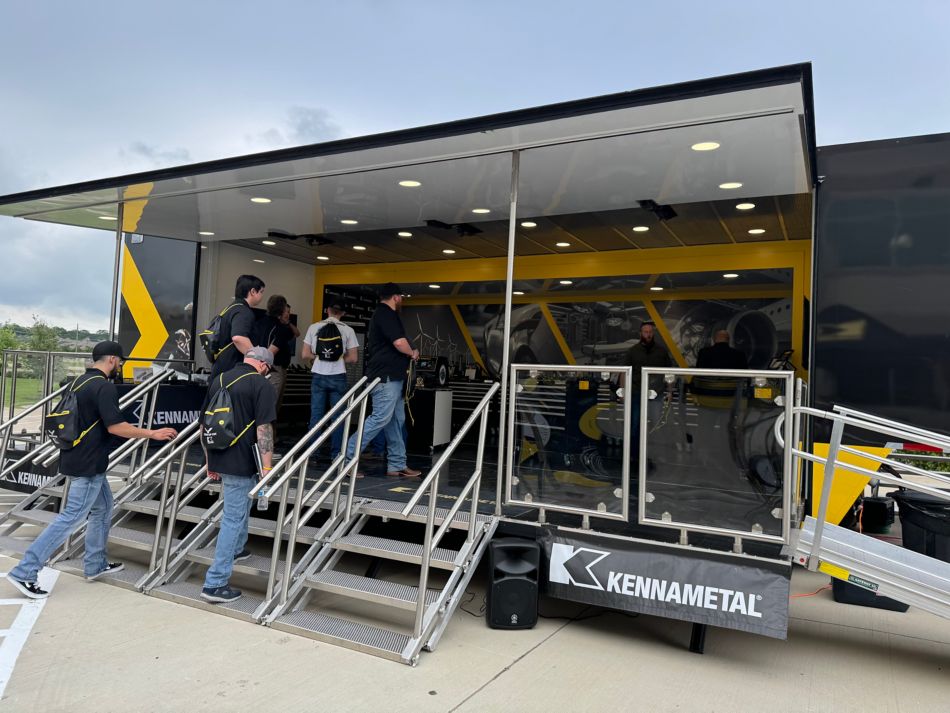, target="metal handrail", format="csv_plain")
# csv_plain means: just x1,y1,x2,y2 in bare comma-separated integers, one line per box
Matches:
832,404,950,445
400,382,500,640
